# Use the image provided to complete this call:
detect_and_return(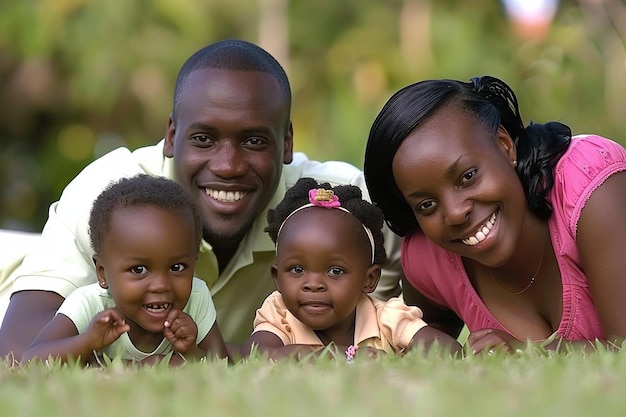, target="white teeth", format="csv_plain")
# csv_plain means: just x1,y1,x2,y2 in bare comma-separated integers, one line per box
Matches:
462,212,497,246
145,303,169,313
205,189,246,202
